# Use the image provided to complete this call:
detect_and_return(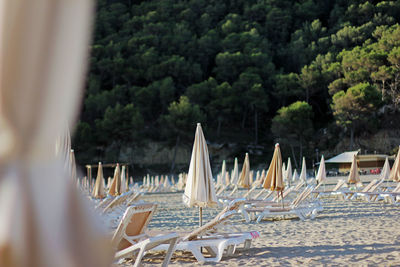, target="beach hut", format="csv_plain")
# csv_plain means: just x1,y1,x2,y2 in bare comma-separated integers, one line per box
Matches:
183,123,217,226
